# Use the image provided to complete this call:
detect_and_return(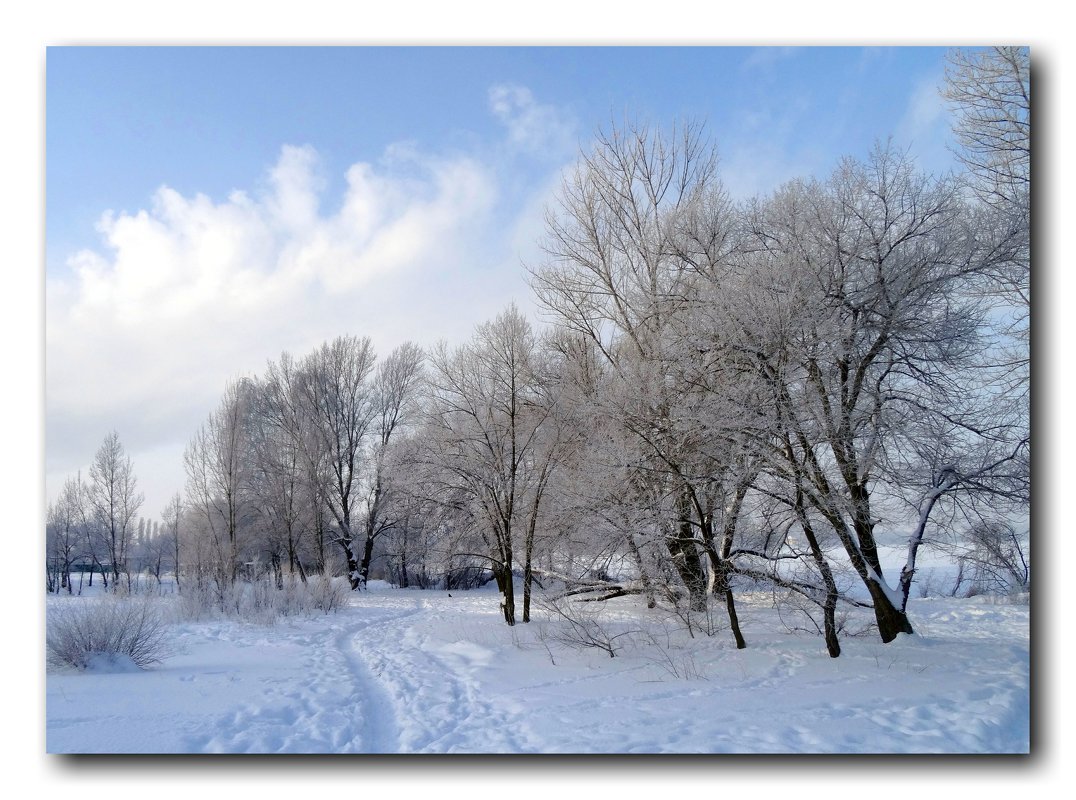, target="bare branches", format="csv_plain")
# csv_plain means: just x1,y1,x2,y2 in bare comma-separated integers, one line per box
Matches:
87,432,144,588
945,47,1030,215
